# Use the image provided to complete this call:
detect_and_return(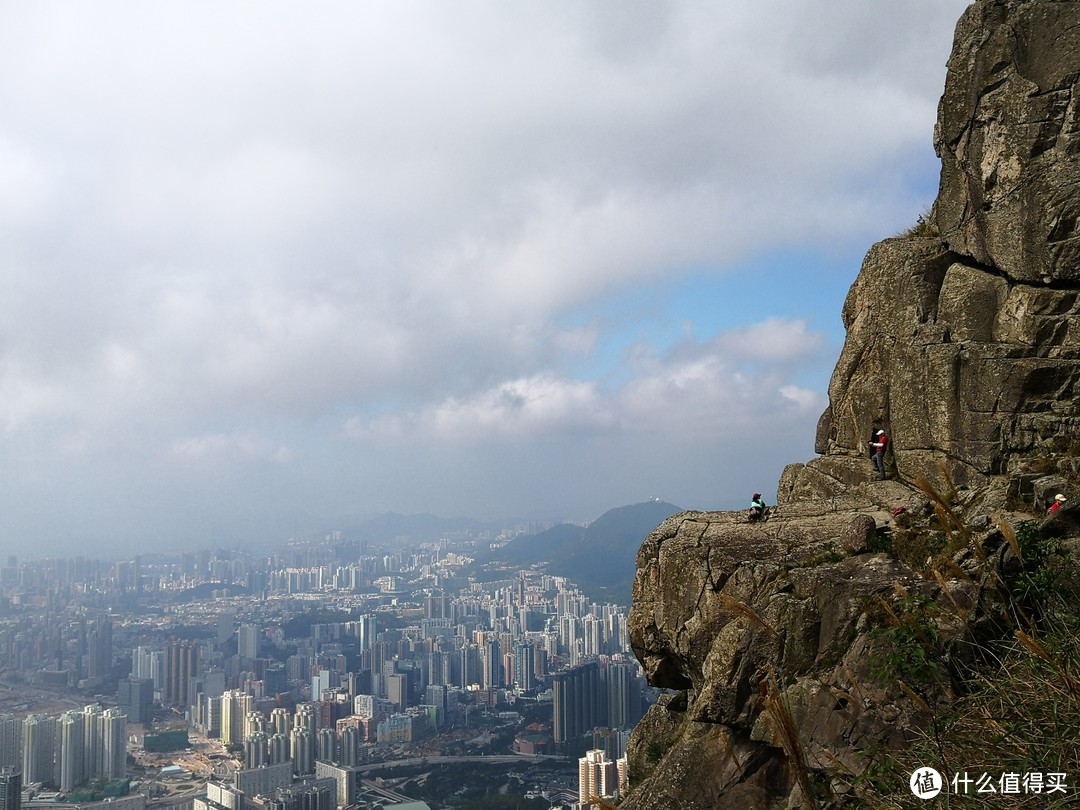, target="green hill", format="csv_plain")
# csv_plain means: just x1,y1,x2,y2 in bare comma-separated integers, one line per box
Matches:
491,500,684,604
